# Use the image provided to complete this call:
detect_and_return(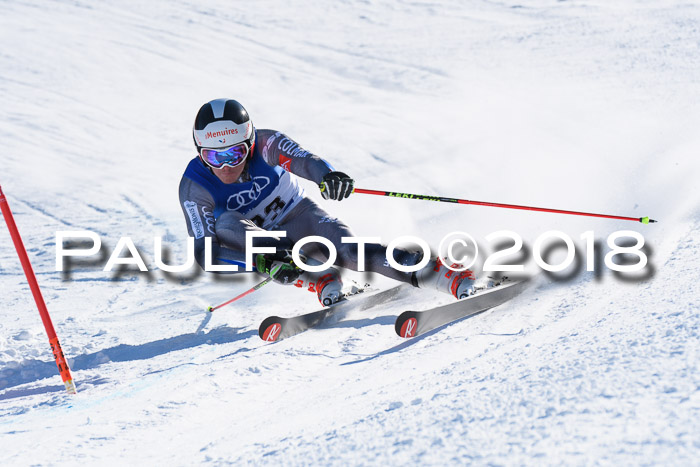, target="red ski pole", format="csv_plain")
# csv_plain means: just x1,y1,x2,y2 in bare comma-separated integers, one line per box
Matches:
207,277,273,312
352,188,657,224
0,185,77,394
